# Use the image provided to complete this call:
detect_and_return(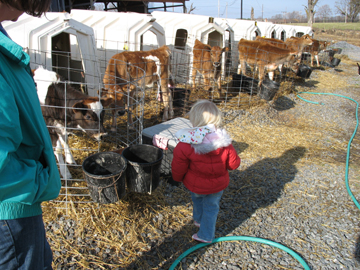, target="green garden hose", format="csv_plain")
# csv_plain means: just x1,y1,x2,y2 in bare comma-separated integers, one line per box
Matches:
297,91,360,210
169,236,310,270
169,91,358,270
